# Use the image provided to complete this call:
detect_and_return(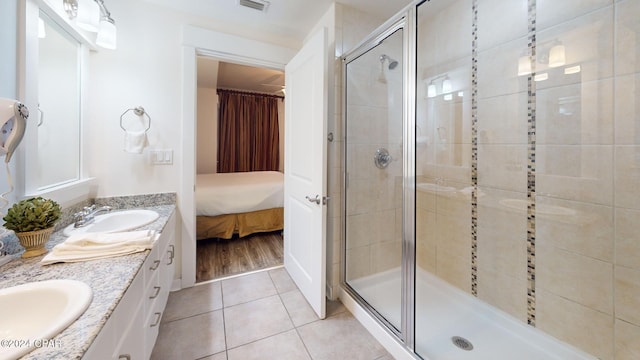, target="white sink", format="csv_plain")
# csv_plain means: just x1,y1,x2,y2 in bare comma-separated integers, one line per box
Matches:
63,209,159,237
0,279,92,359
